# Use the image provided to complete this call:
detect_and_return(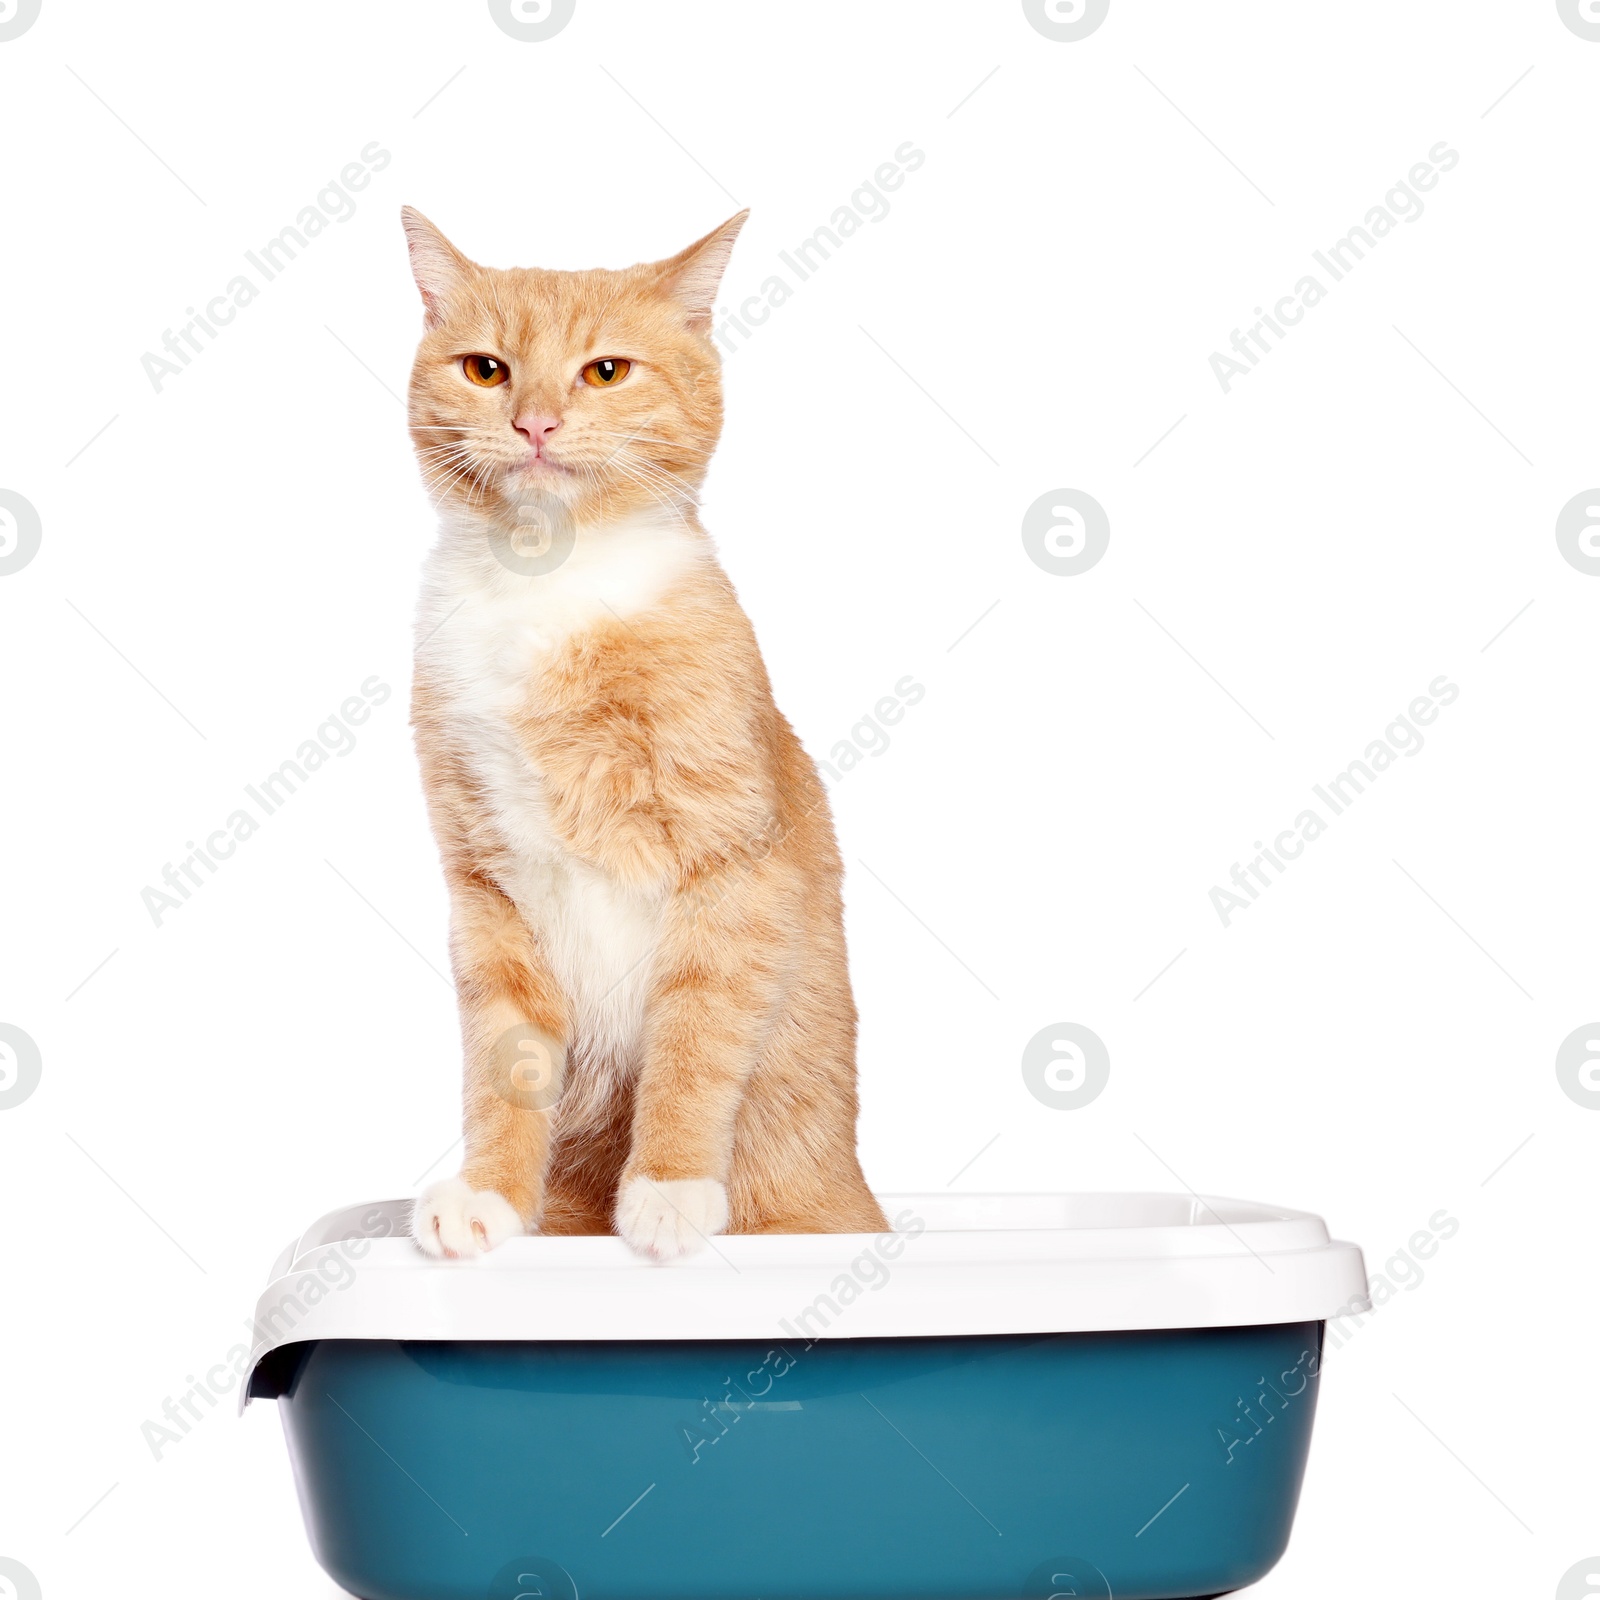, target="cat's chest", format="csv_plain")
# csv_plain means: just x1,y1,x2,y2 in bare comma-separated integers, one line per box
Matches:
417,513,701,862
